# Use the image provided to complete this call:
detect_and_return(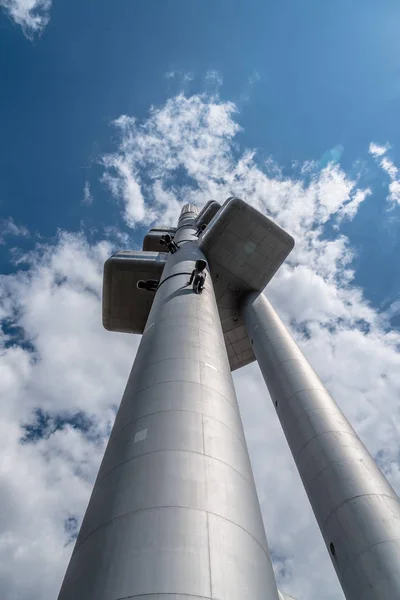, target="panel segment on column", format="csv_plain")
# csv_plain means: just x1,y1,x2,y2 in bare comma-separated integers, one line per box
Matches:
208,513,278,600
59,508,211,600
